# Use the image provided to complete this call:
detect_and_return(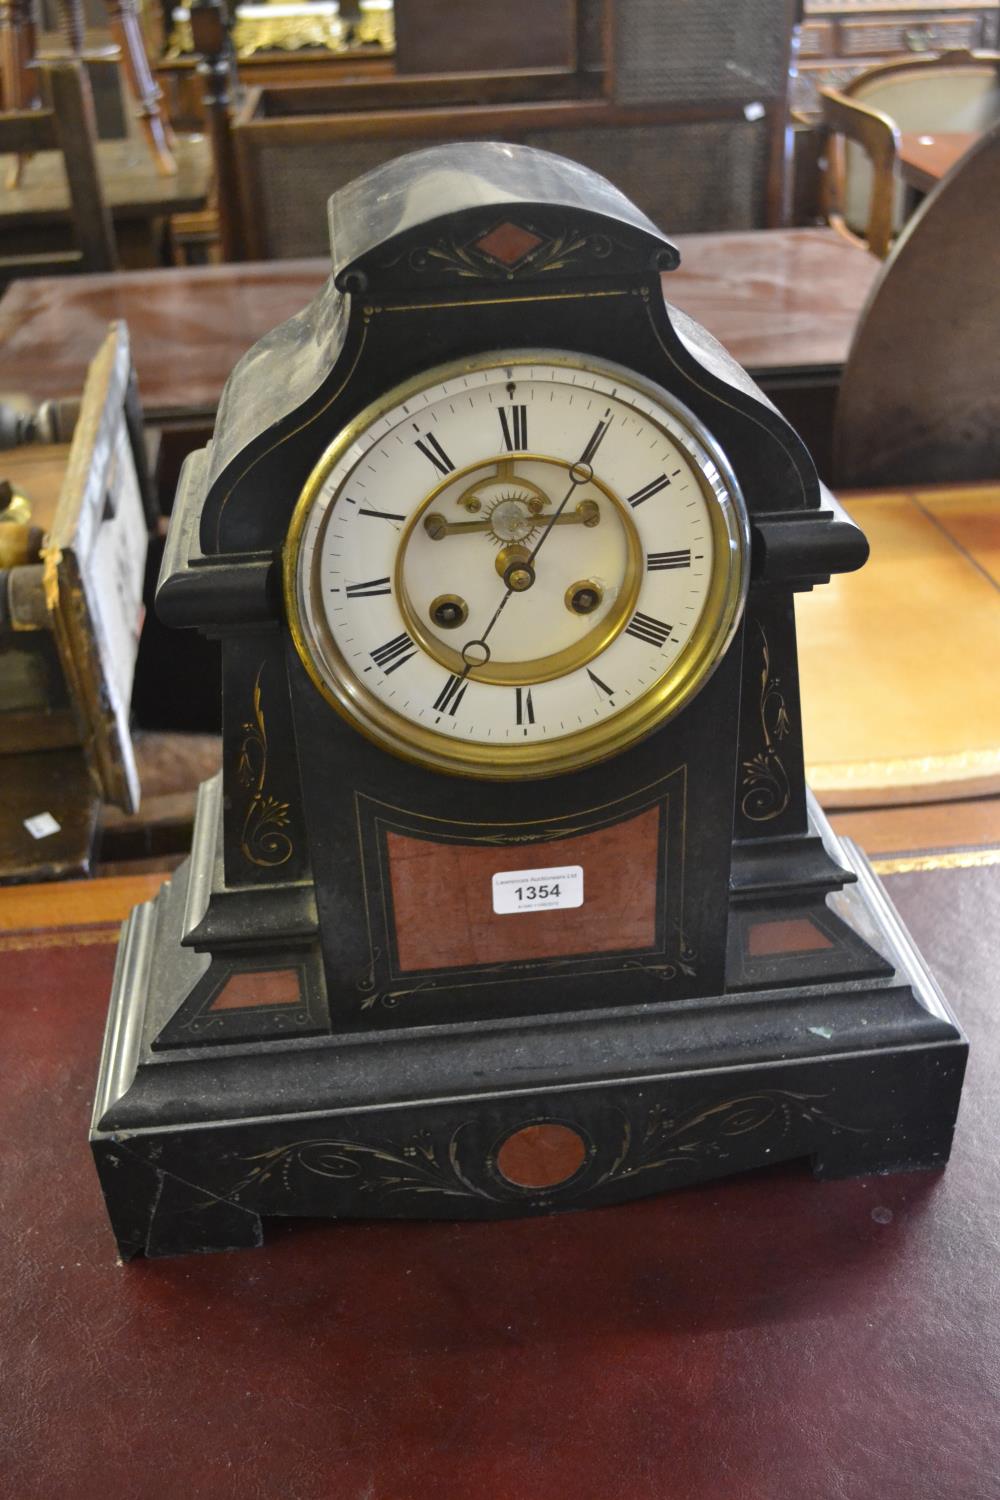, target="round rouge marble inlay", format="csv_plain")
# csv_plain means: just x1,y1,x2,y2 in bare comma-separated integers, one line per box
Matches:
495,1123,587,1189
